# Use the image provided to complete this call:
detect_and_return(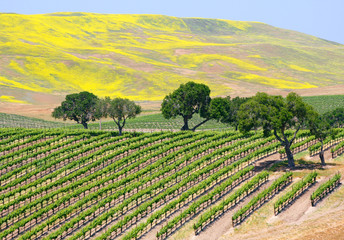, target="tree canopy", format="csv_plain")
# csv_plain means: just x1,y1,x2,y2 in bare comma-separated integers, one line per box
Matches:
227,96,251,130
308,111,332,165
207,97,232,123
52,91,100,129
322,107,344,128
161,81,211,131
161,81,233,131
238,92,315,168
189,97,232,131
101,97,141,135
307,108,344,165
